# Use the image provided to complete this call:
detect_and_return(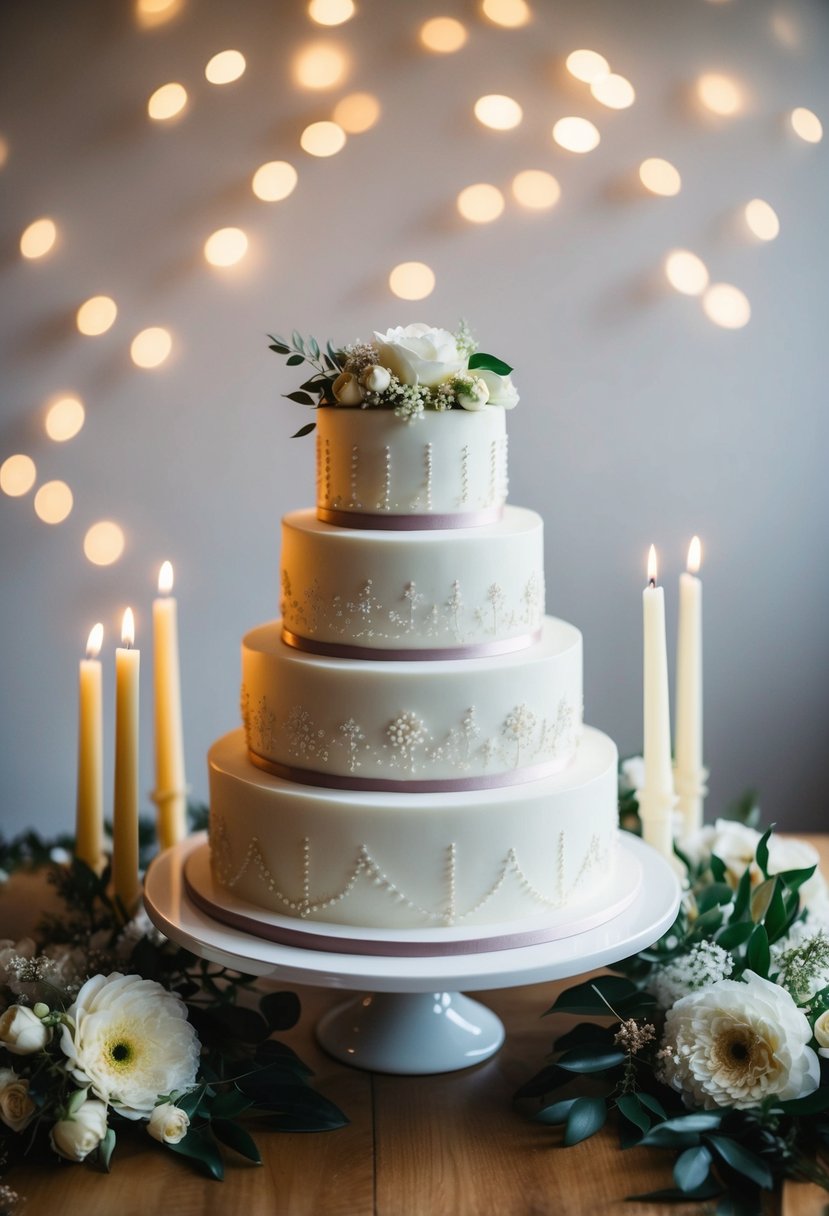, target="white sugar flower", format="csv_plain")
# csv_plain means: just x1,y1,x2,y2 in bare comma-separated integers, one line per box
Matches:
59,973,200,1120
148,1101,190,1144
660,970,819,1110
50,1098,108,1162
